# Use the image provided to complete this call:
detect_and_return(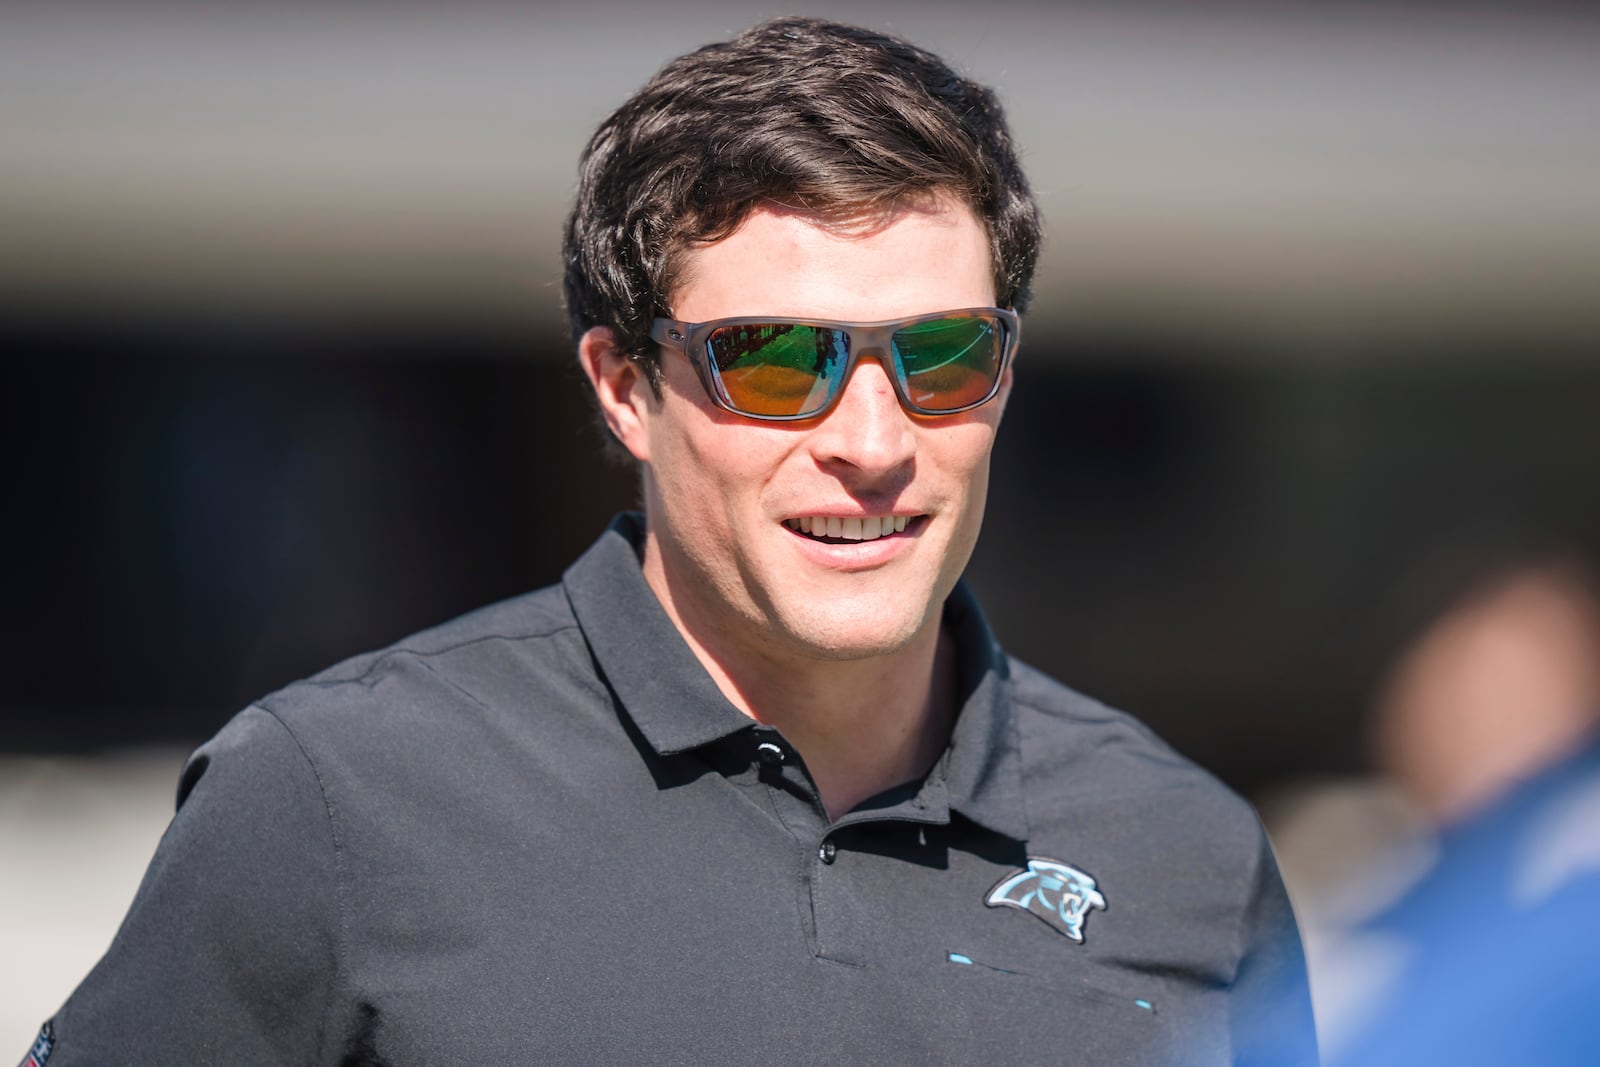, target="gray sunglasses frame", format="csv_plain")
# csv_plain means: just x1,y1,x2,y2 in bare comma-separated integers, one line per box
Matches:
648,306,1020,422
